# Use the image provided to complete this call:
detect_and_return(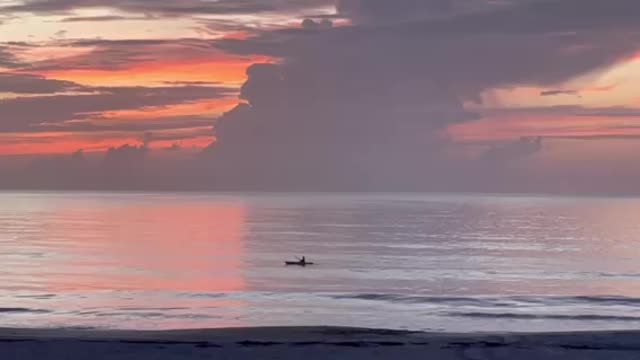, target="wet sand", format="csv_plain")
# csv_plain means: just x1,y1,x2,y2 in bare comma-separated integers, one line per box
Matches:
2,326,640,359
